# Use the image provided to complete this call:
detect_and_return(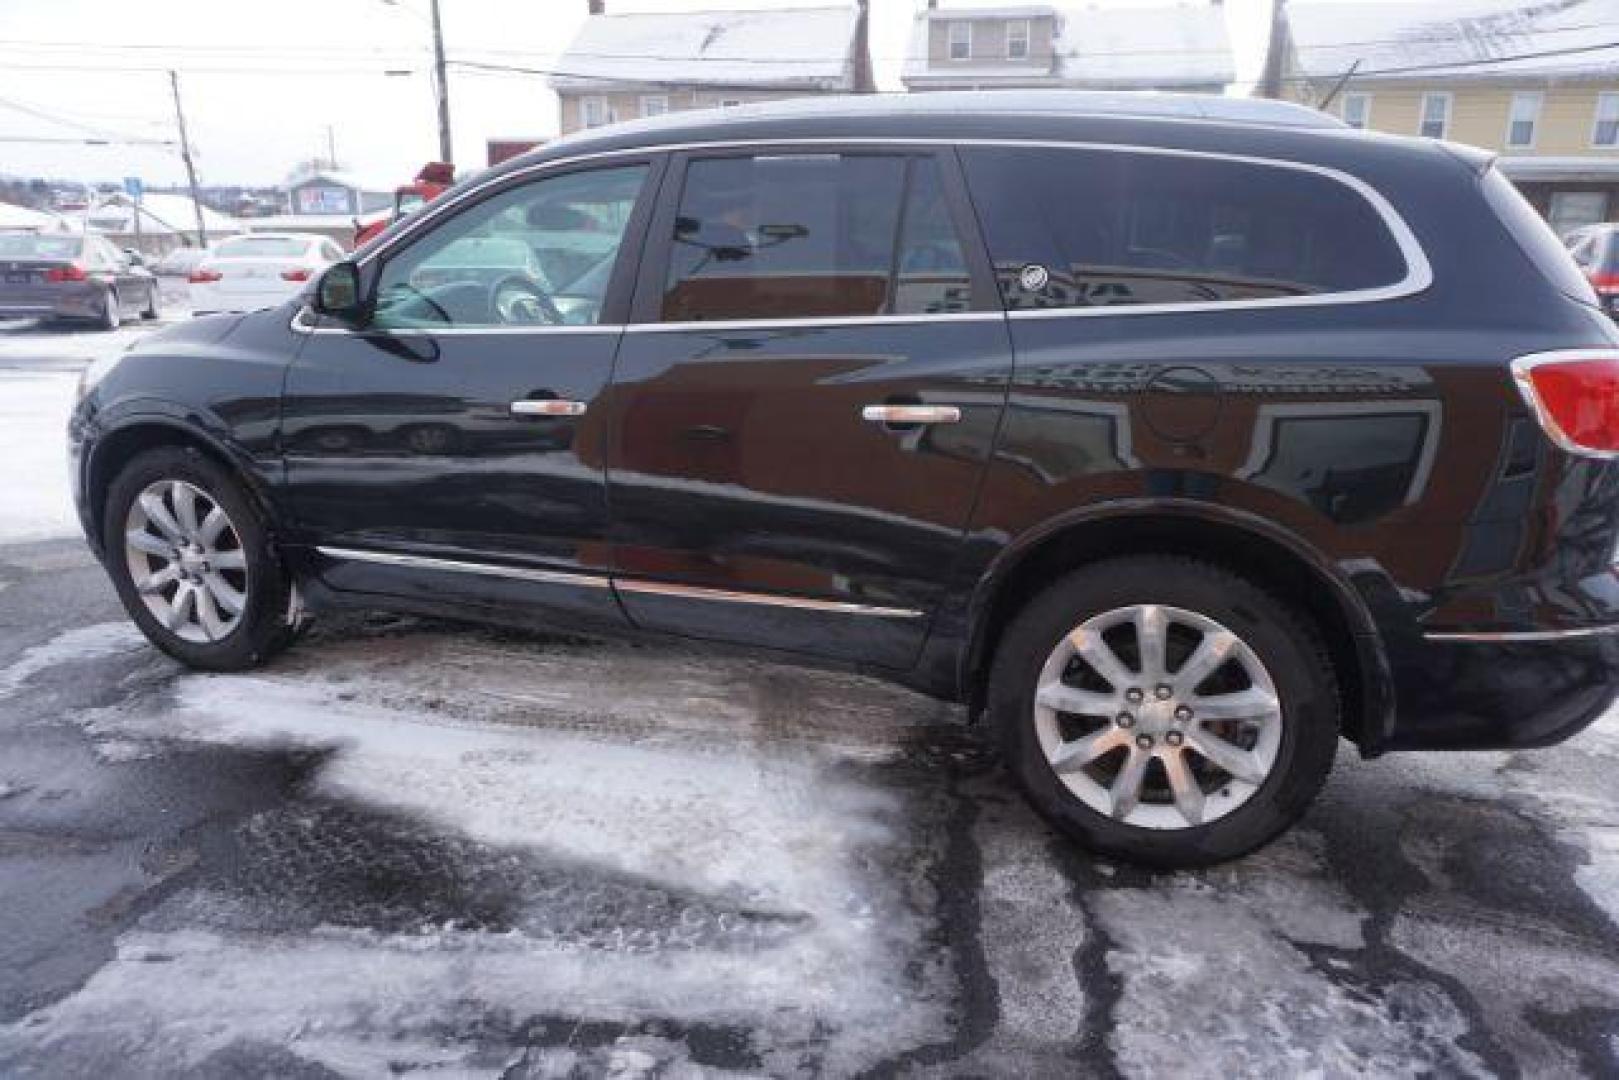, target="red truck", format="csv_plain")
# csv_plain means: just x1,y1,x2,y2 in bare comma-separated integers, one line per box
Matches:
353,161,455,247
